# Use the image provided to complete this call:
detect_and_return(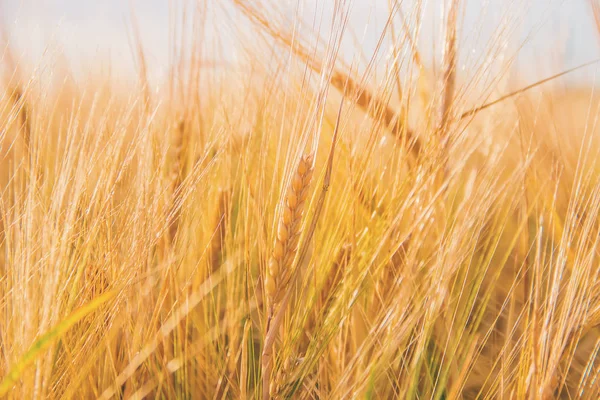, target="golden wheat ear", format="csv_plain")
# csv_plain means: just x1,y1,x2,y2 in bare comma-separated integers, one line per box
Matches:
437,0,458,141
261,153,314,400
265,154,314,309
209,187,231,272
330,71,421,156
0,31,31,157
